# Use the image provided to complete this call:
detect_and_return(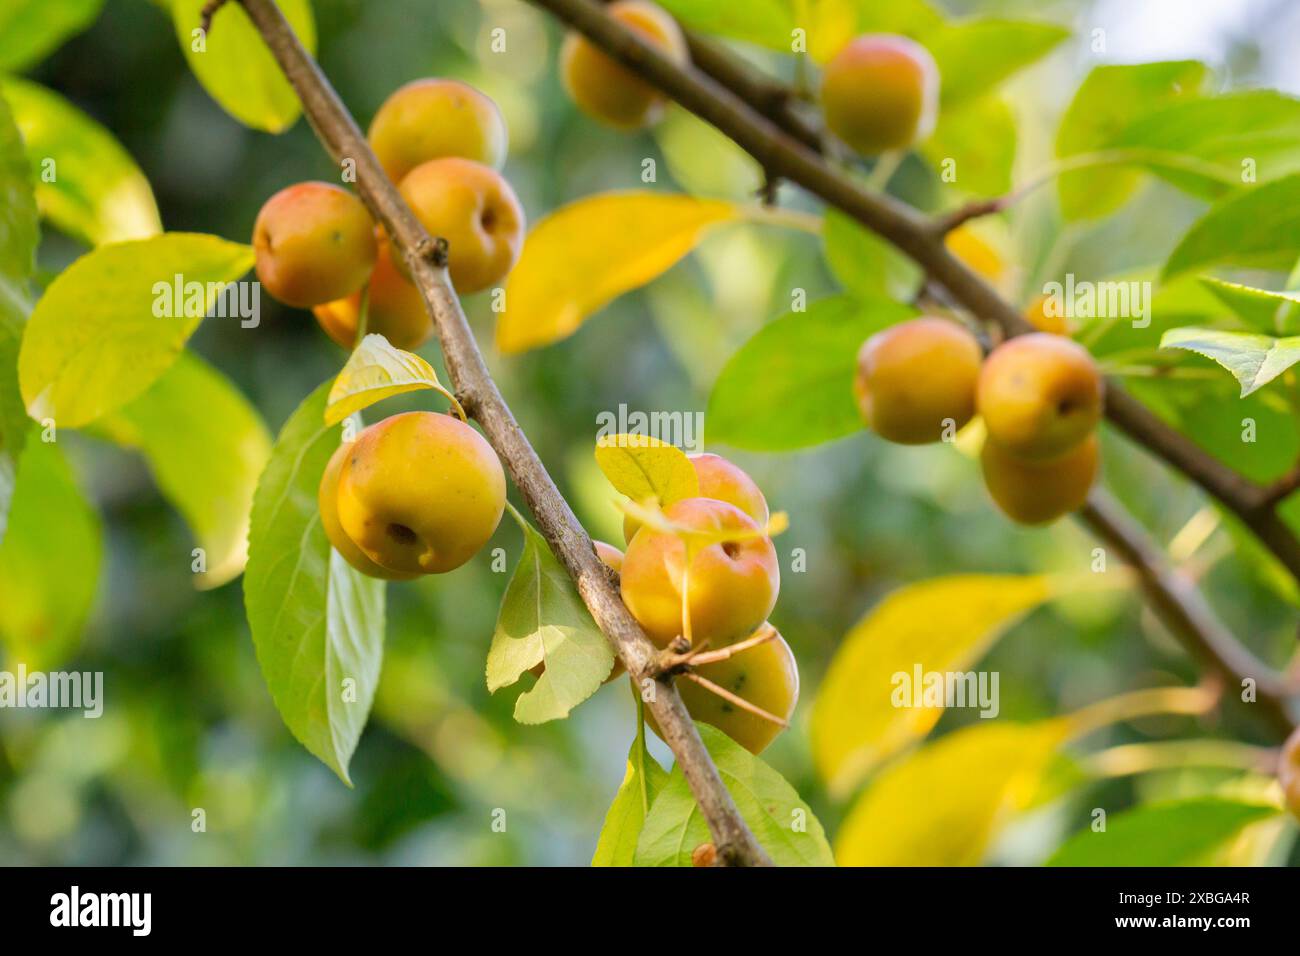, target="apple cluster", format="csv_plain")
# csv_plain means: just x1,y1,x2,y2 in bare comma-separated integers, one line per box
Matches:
618,454,797,755
855,319,1104,525
252,78,523,349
